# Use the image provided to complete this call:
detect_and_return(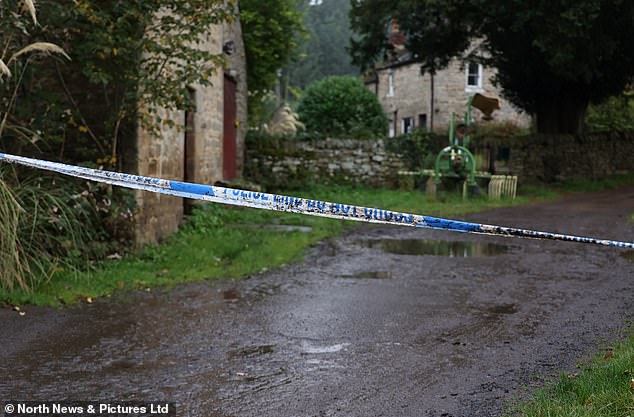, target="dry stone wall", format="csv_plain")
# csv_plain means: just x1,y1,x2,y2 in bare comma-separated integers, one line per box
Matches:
475,132,634,182
246,132,634,190
246,138,407,189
